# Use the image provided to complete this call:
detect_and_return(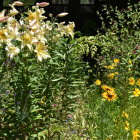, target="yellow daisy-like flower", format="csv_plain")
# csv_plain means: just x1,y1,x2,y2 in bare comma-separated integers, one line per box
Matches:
129,77,135,85
101,85,115,92
114,58,119,63
122,111,129,118
34,42,51,62
136,79,140,87
132,129,140,140
102,91,117,101
107,73,115,79
133,88,140,97
104,63,117,69
124,121,130,131
94,79,101,86
5,45,20,59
